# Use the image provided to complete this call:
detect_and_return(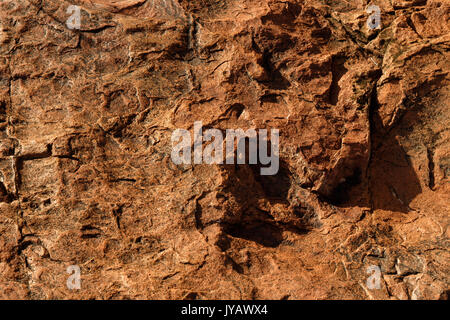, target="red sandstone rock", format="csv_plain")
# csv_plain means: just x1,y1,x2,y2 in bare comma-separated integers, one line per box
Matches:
0,0,448,299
